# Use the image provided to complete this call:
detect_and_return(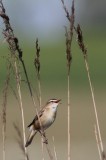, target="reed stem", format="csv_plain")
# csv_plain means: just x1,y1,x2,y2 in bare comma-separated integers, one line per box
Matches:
84,58,105,160
52,136,58,160
2,63,11,160
67,74,70,160
14,60,28,160
94,125,102,160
